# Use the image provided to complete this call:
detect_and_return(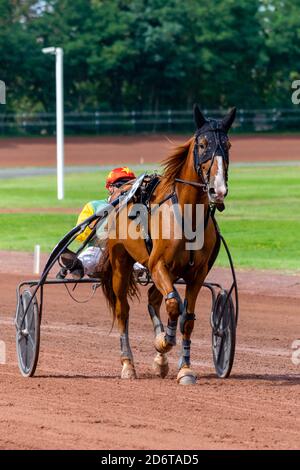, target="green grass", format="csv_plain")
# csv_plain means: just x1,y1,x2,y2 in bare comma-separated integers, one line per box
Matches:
0,172,110,209
0,165,300,271
0,213,76,252
216,165,300,270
